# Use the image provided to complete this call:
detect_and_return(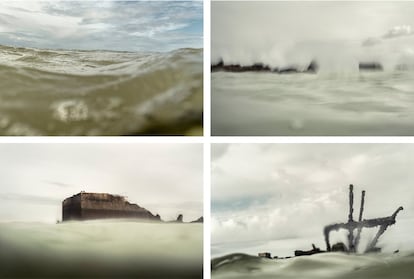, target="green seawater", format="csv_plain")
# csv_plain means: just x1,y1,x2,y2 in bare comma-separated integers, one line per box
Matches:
0,45,203,136
212,252,414,279
0,220,203,278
